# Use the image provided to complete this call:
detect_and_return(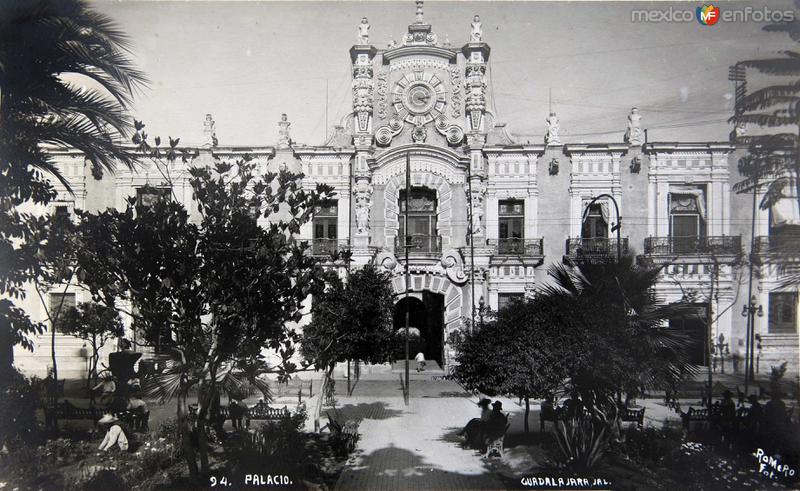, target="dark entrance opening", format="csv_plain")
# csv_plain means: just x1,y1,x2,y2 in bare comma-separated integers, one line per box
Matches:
670,303,708,366
393,292,445,367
